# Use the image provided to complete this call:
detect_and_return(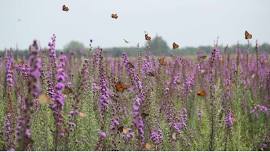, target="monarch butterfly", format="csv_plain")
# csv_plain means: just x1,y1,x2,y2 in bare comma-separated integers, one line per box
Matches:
245,30,252,40
172,42,179,49
111,13,118,19
159,57,166,66
145,34,151,41
38,93,52,104
62,4,69,12
197,89,206,97
115,81,128,92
